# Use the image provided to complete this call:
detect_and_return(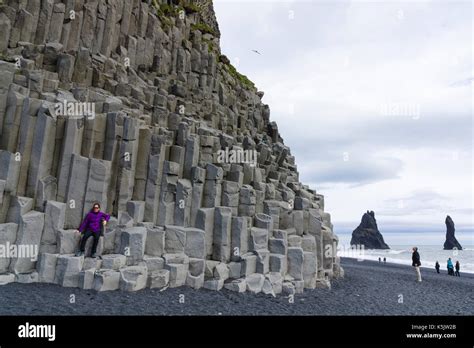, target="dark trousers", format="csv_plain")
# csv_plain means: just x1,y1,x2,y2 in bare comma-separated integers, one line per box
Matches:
436,268,440,273
455,270,460,277
79,229,100,255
